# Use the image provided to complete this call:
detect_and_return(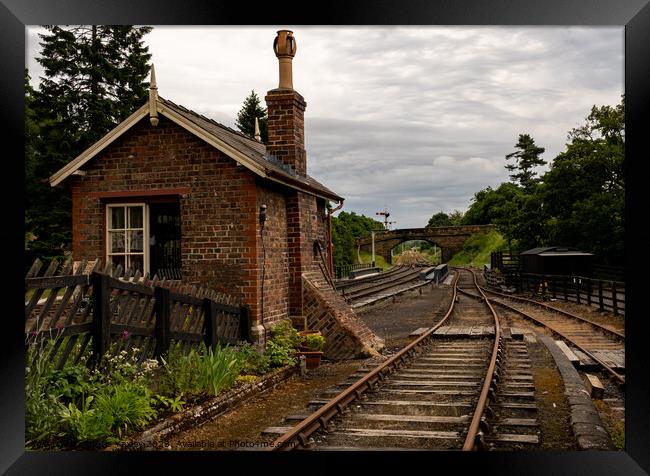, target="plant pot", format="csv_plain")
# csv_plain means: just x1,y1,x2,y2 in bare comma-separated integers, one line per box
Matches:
296,351,324,369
